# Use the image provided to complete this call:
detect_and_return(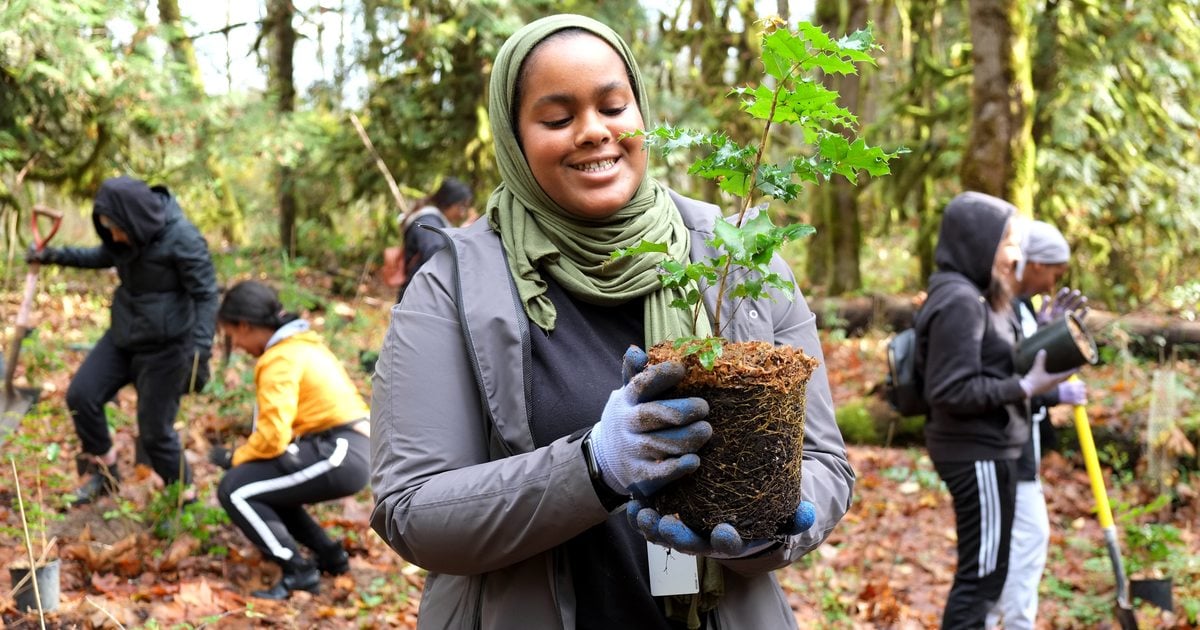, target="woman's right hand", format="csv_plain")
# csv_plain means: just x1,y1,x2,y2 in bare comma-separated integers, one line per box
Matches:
589,346,711,497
